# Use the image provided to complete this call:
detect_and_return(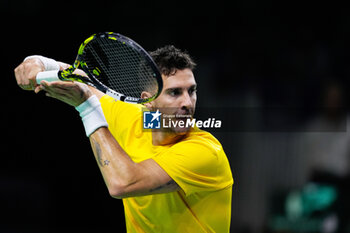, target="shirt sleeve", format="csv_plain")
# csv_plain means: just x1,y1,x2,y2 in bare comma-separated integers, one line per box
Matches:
152,134,233,196
99,95,143,145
